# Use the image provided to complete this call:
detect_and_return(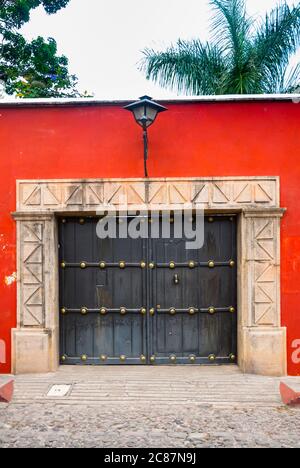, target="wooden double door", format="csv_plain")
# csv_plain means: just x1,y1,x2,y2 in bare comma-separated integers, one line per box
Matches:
59,215,237,365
